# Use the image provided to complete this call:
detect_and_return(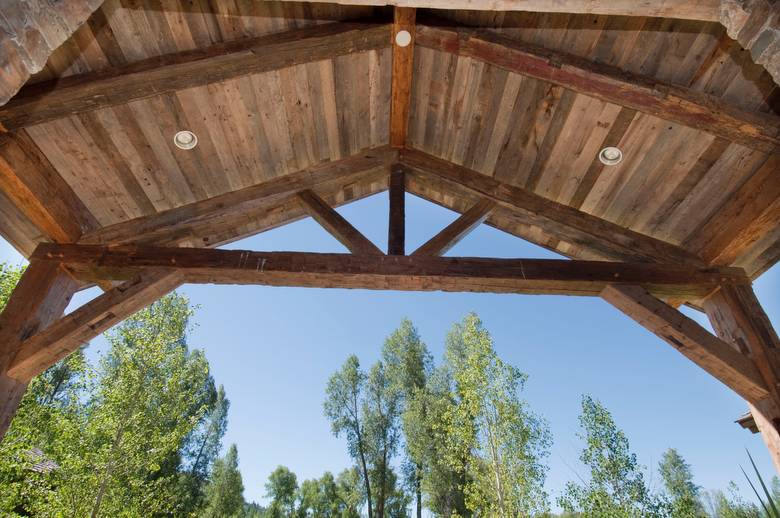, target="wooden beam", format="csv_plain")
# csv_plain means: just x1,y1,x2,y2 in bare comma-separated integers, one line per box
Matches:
601,285,769,404
33,243,749,299
7,271,183,382
0,22,391,131
0,0,104,106
0,260,79,437
79,147,397,247
297,190,383,255
413,198,495,256
388,165,406,255
400,149,706,267
0,131,98,242
390,7,416,148
274,0,721,21
415,24,780,153
703,284,780,472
